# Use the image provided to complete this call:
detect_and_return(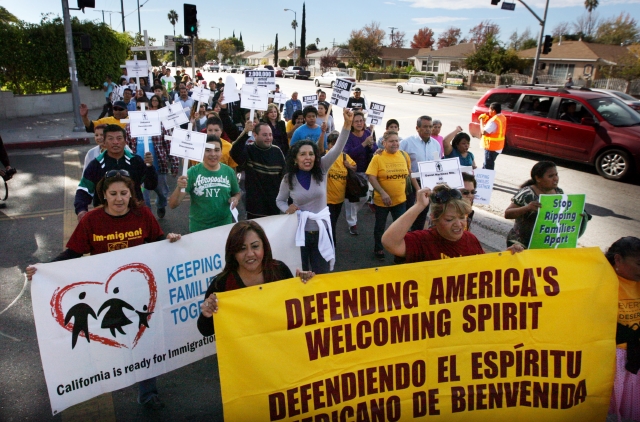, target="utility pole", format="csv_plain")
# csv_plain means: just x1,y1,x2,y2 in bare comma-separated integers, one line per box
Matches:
284,9,297,61
61,0,84,132
137,0,141,35
388,26,397,46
